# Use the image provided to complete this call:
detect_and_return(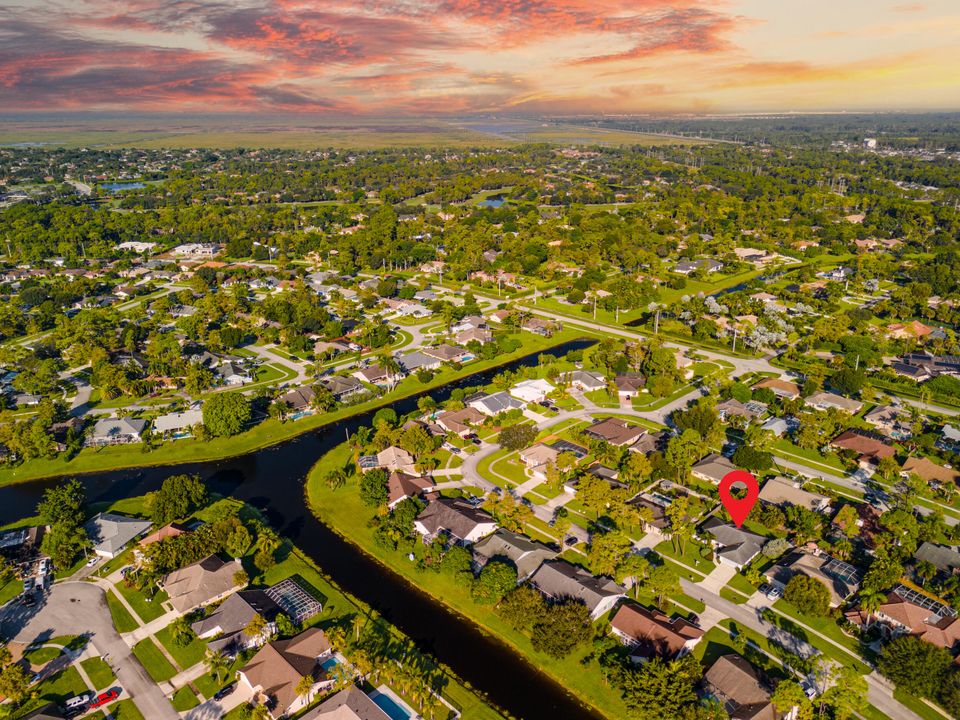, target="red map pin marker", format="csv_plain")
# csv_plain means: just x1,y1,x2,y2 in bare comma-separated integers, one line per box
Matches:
719,469,759,528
